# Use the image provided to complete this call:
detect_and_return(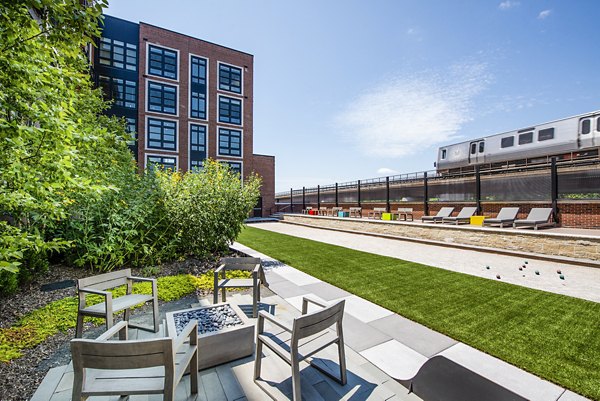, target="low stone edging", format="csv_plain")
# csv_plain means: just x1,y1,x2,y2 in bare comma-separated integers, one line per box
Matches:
280,214,600,265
